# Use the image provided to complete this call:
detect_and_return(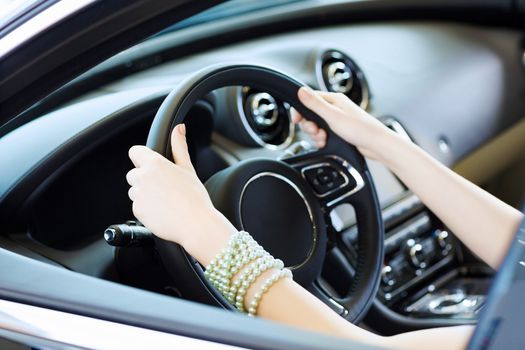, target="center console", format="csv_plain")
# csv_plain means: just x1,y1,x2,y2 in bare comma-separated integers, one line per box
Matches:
372,194,488,319
330,160,493,332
